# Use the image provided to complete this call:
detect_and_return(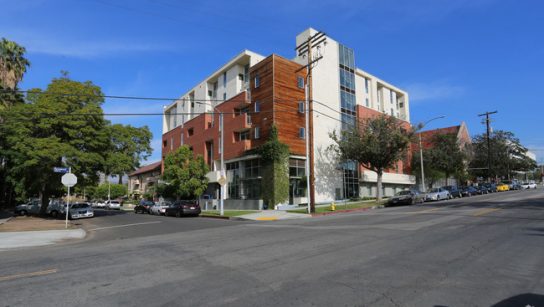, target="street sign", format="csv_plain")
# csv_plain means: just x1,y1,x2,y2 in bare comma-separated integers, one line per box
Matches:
218,170,227,186
61,173,77,187
53,167,69,173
